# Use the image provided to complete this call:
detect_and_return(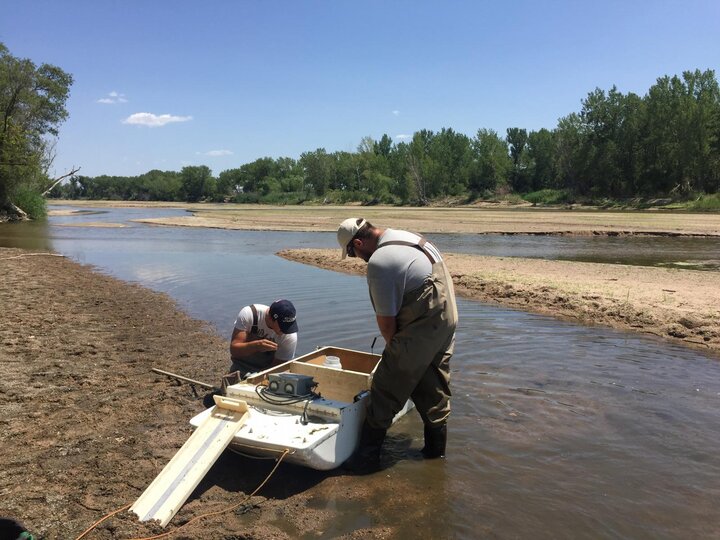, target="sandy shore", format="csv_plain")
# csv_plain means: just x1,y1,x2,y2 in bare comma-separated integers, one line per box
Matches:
279,249,720,356
49,200,720,236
